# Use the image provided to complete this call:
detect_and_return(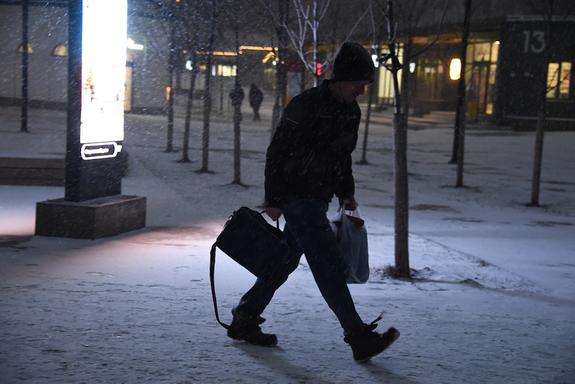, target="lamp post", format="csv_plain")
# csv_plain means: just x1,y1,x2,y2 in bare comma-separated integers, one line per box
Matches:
35,0,146,239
